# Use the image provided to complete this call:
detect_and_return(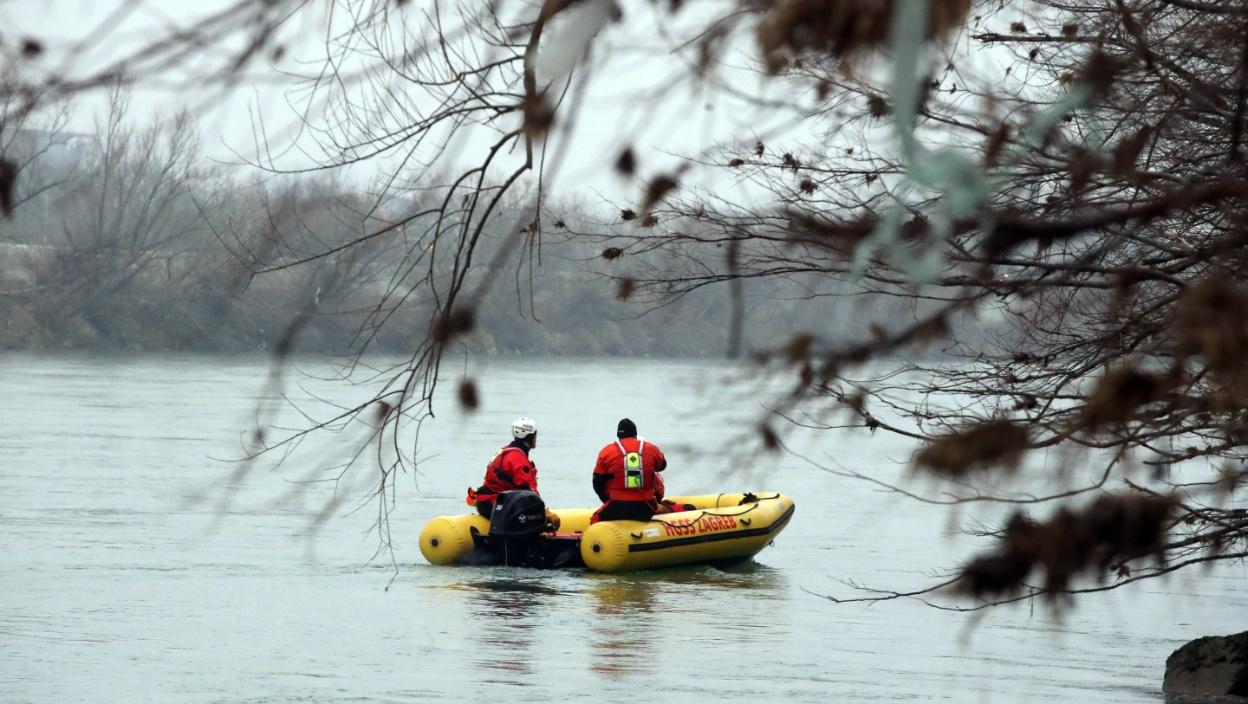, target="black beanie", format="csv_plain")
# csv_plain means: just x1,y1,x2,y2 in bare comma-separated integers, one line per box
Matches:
616,418,638,438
